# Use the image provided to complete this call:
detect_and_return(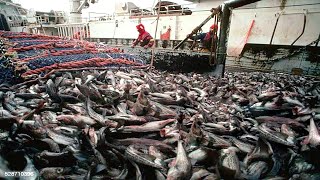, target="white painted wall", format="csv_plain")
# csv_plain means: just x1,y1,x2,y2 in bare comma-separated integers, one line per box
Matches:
89,0,320,53
141,16,177,40
89,11,218,40
227,1,320,56
90,16,179,39
89,0,222,40
176,12,218,40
